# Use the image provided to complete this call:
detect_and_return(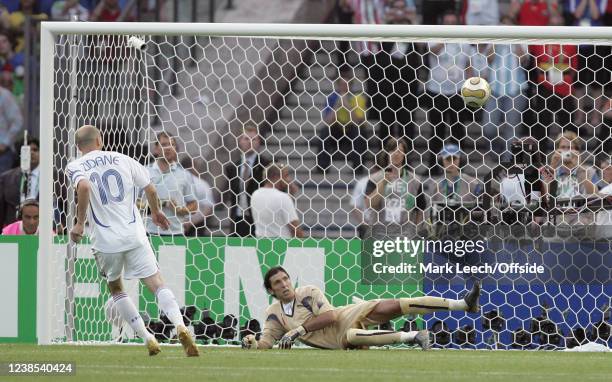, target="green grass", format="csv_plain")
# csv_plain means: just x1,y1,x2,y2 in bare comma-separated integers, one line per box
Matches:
1,344,611,382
